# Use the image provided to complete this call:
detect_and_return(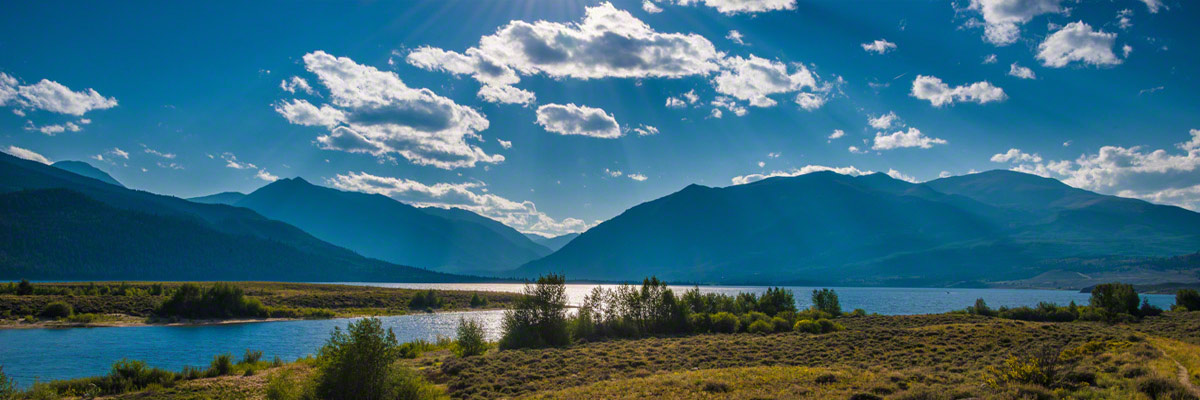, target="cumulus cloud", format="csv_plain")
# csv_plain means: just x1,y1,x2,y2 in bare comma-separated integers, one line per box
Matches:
407,3,719,89
255,169,279,182
868,112,899,129
911,75,1006,106
966,0,1066,46
872,127,947,150
643,0,663,13
535,103,622,139
3,145,50,164
983,54,999,64
26,121,83,135
0,72,118,116
477,84,536,106
628,173,648,181
497,138,512,149
328,171,593,236
1140,0,1165,13
828,129,845,140
1036,22,1122,68
277,51,502,169
665,90,699,108
861,39,897,54
731,164,873,185
990,148,1042,163
142,145,176,159
726,30,745,45
1002,130,1200,210
632,124,659,136
671,0,796,14
220,152,257,170
711,55,820,108
1008,63,1036,79
280,76,314,95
